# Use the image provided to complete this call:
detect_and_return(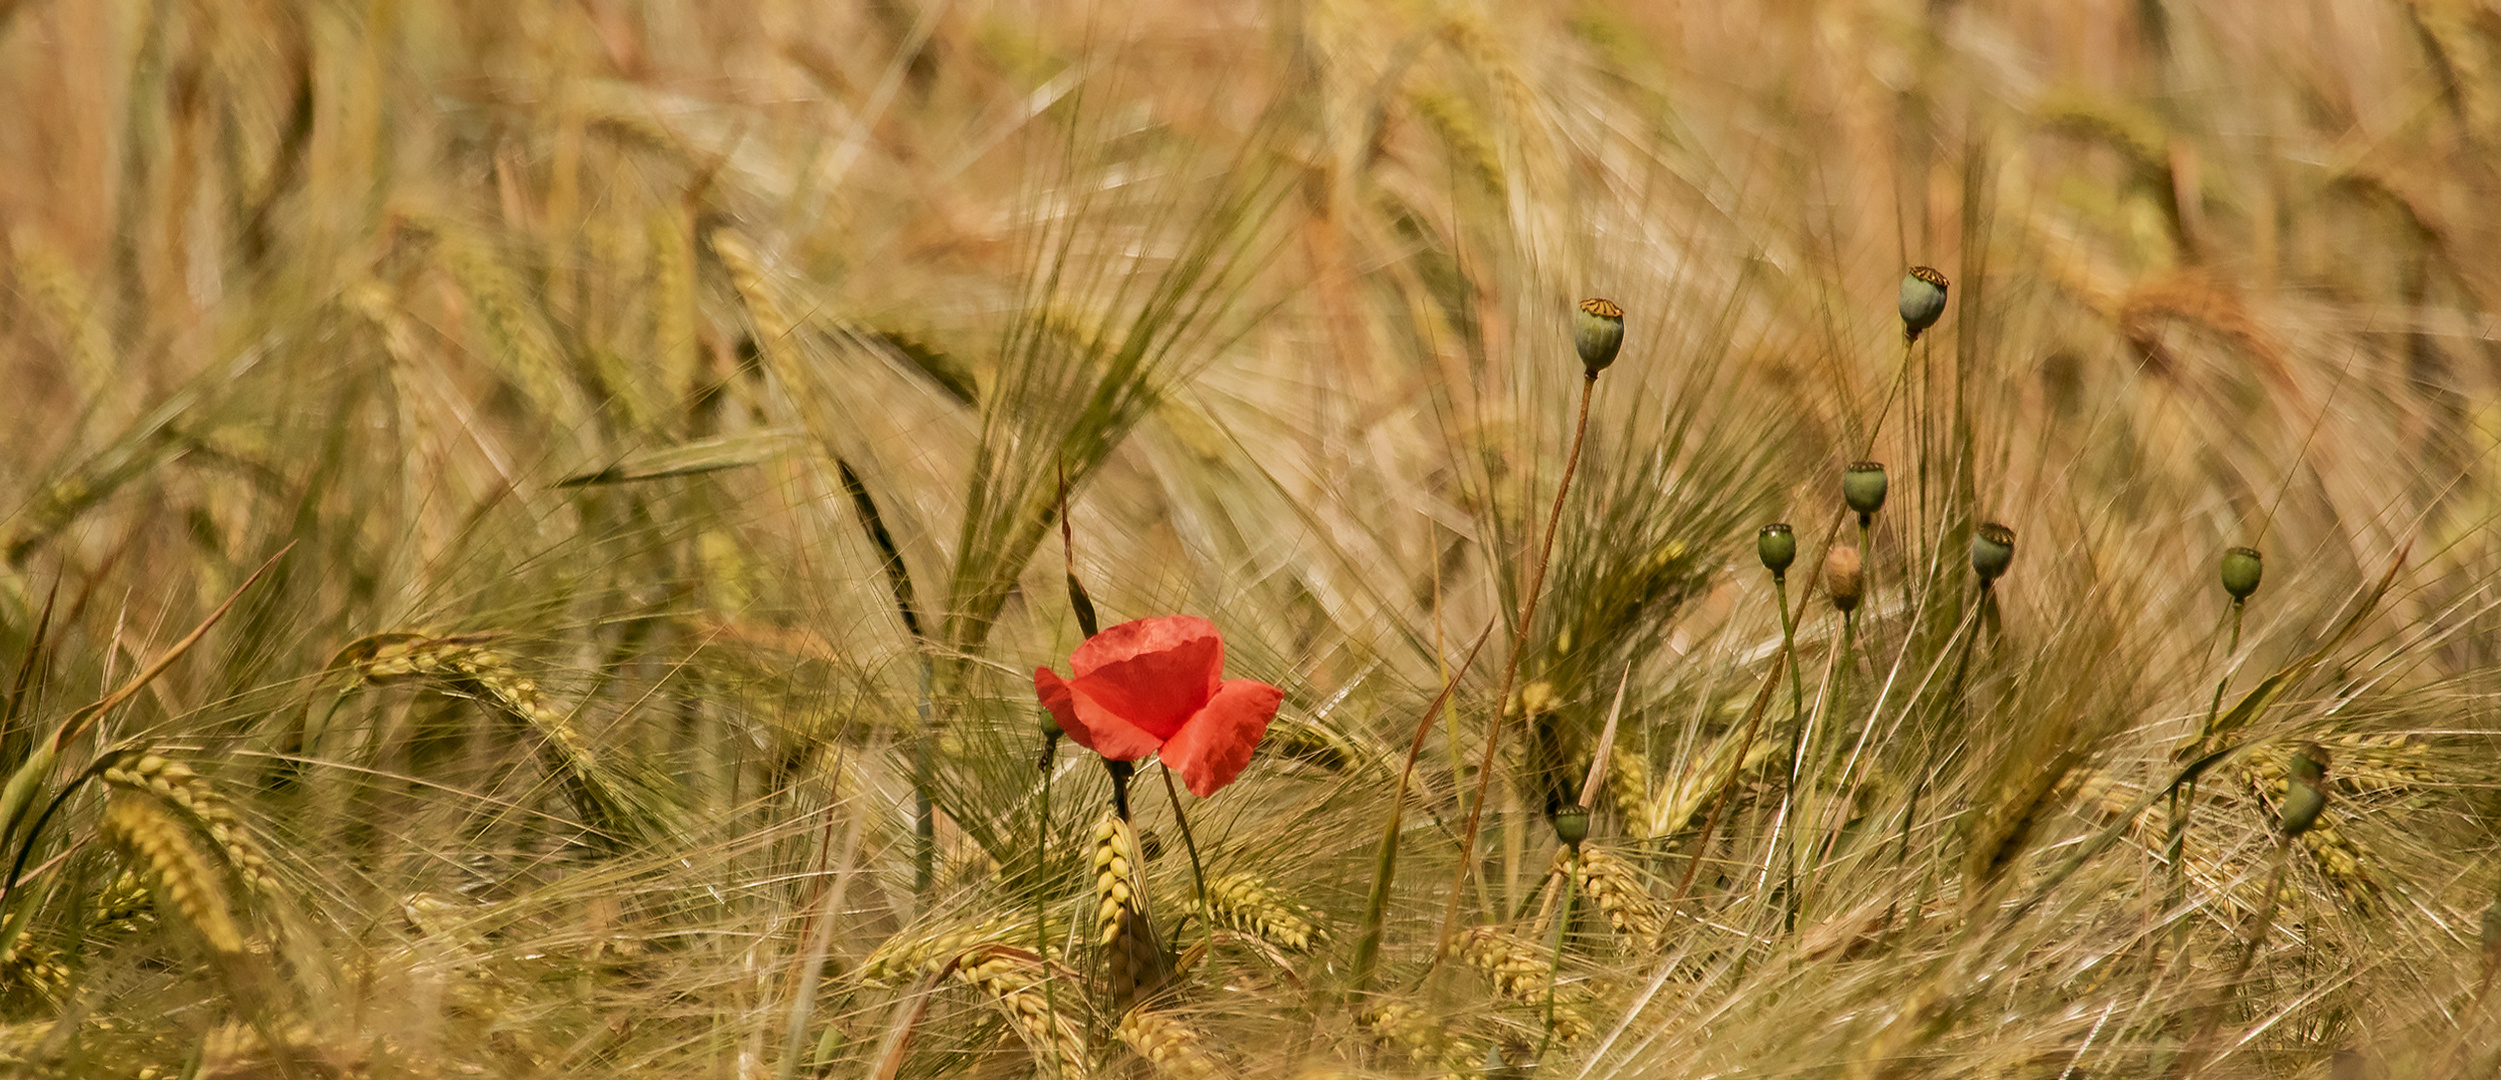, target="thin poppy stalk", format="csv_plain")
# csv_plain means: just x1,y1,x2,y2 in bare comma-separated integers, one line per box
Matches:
1441,365,1600,952
2170,746,2324,1080
1352,624,1493,991
2167,547,2263,952
1034,466,1096,1067
1758,524,1807,931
